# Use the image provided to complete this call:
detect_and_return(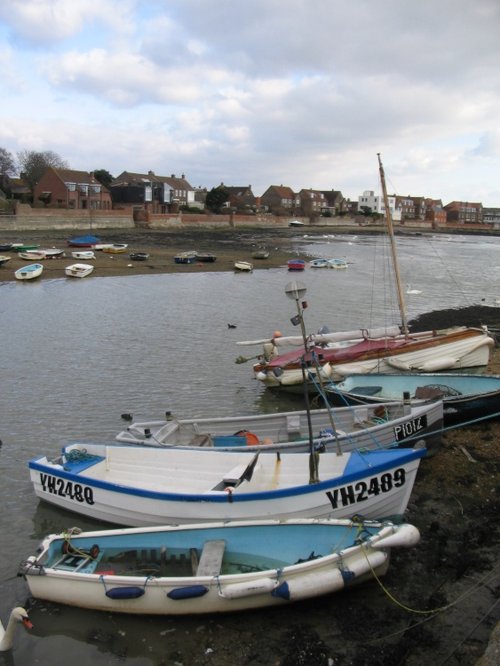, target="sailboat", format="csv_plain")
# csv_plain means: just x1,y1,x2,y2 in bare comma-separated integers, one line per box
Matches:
239,154,494,390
